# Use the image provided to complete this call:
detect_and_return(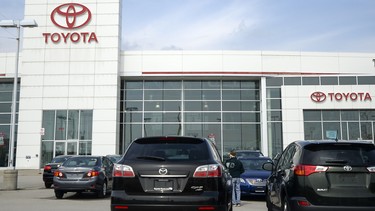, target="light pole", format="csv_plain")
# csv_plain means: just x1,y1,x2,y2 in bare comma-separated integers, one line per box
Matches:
0,20,37,172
